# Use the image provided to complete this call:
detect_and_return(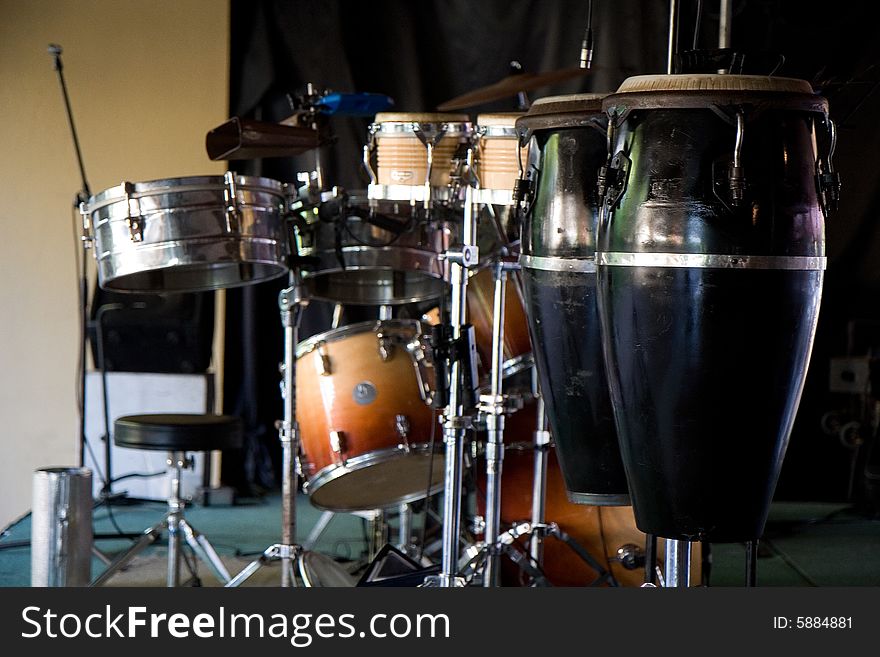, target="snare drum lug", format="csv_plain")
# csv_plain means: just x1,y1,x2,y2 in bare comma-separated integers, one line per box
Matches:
395,414,411,453
317,342,332,375
377,333,395,361
223,171,242,233
816,118,841,216
122,182,145,243
329,430,347,465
